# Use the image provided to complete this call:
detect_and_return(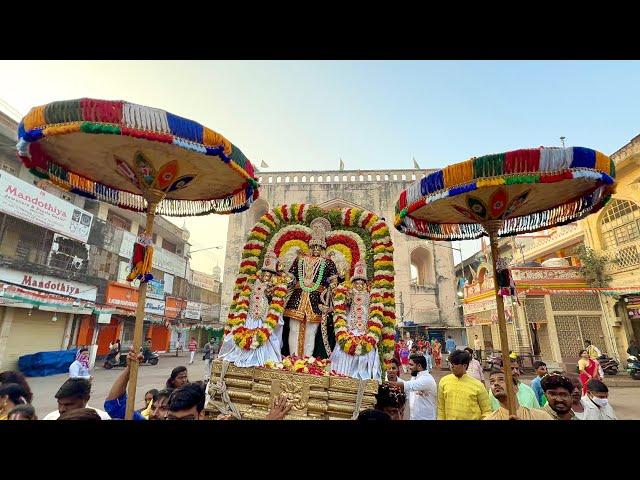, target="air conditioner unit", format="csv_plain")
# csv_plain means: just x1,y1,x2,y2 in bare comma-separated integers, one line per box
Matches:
71,257,84,270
